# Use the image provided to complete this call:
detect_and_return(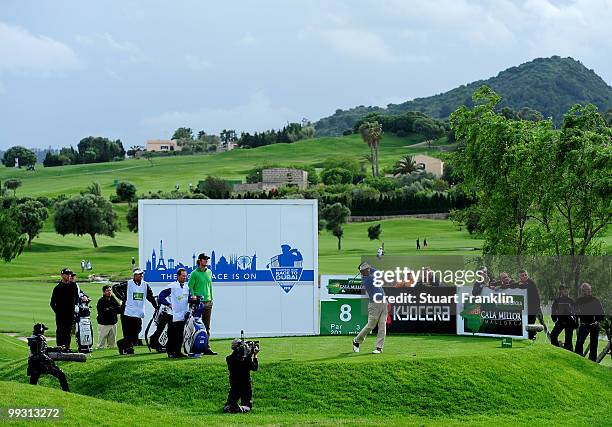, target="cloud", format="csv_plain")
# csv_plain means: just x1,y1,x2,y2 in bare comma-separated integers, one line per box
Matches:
76,32,146,63
184,54,211,71
0,22,79,73
318,28,398,62
140,91,299,137
237,33,257,46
